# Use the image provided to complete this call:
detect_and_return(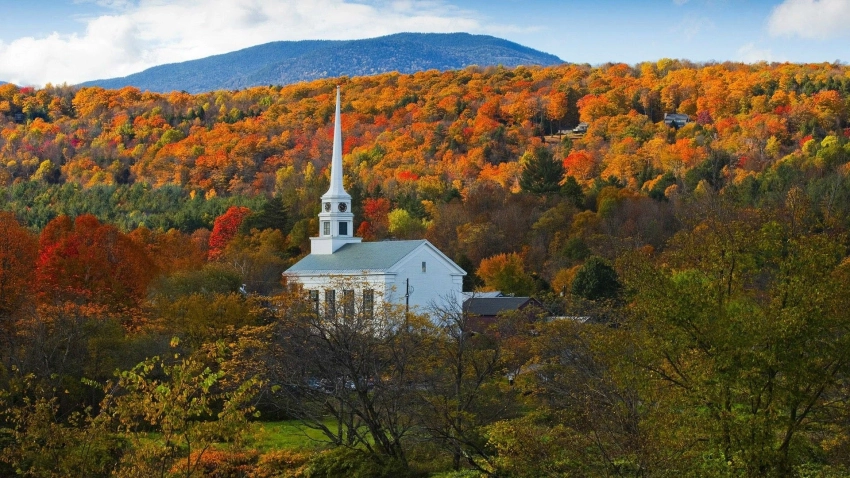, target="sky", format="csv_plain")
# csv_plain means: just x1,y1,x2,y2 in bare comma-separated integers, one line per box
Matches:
0,0,848,86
